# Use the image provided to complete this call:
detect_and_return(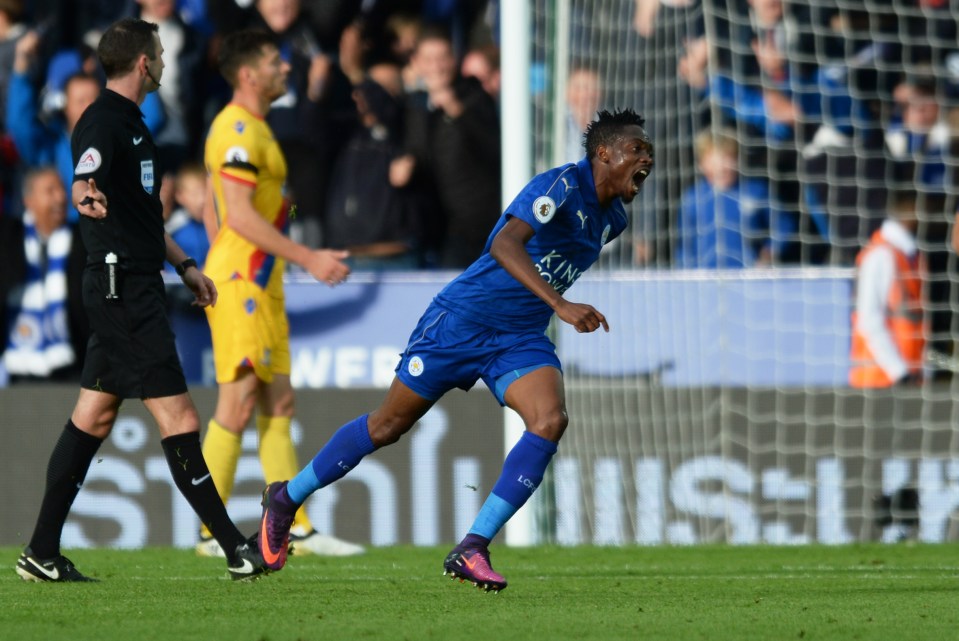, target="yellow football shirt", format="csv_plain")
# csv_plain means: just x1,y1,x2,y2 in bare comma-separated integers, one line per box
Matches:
204,103,288,295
